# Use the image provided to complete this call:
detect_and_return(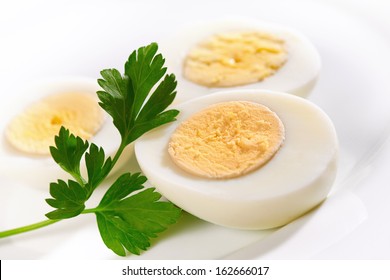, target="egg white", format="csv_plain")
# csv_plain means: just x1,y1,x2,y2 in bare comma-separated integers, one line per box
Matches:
135,89,338,230
160,18,321,103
